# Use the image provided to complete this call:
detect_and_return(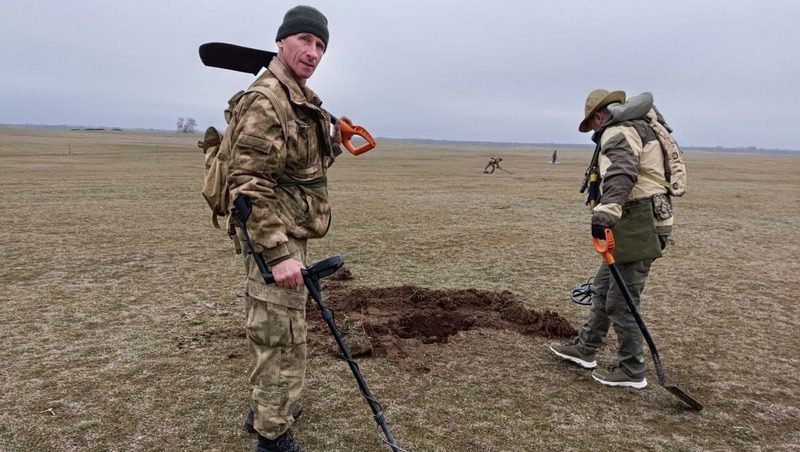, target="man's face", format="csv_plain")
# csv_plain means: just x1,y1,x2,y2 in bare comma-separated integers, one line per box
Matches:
277,33,326,85
591,109,609,132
